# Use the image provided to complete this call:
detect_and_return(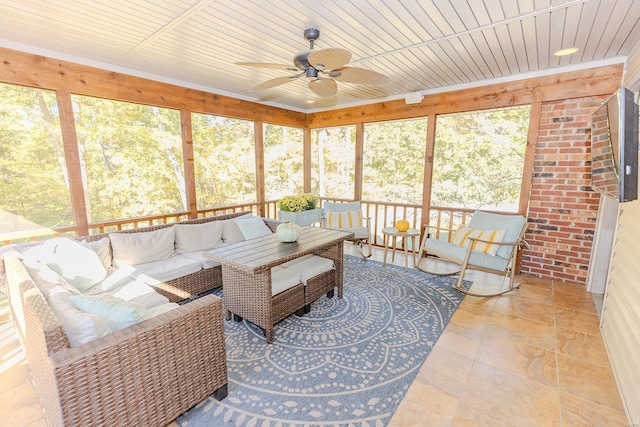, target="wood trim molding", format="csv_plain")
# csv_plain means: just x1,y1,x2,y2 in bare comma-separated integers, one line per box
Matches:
307,64,624,128
303,127,312,193
55,90,89,236
354,122,364,201
180,110,198,219
254,121,265,217
0,46,307,128
519,102,542,216
421,114,437,231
